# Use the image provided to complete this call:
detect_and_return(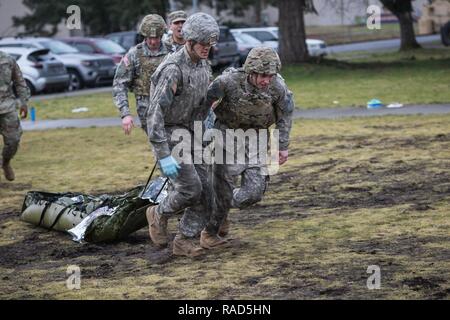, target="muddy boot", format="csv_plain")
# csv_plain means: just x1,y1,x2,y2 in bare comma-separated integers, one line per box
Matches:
173,234,205,258
218,217,230,237
200,230,234,250
2,161,15,181
146,205,168,247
